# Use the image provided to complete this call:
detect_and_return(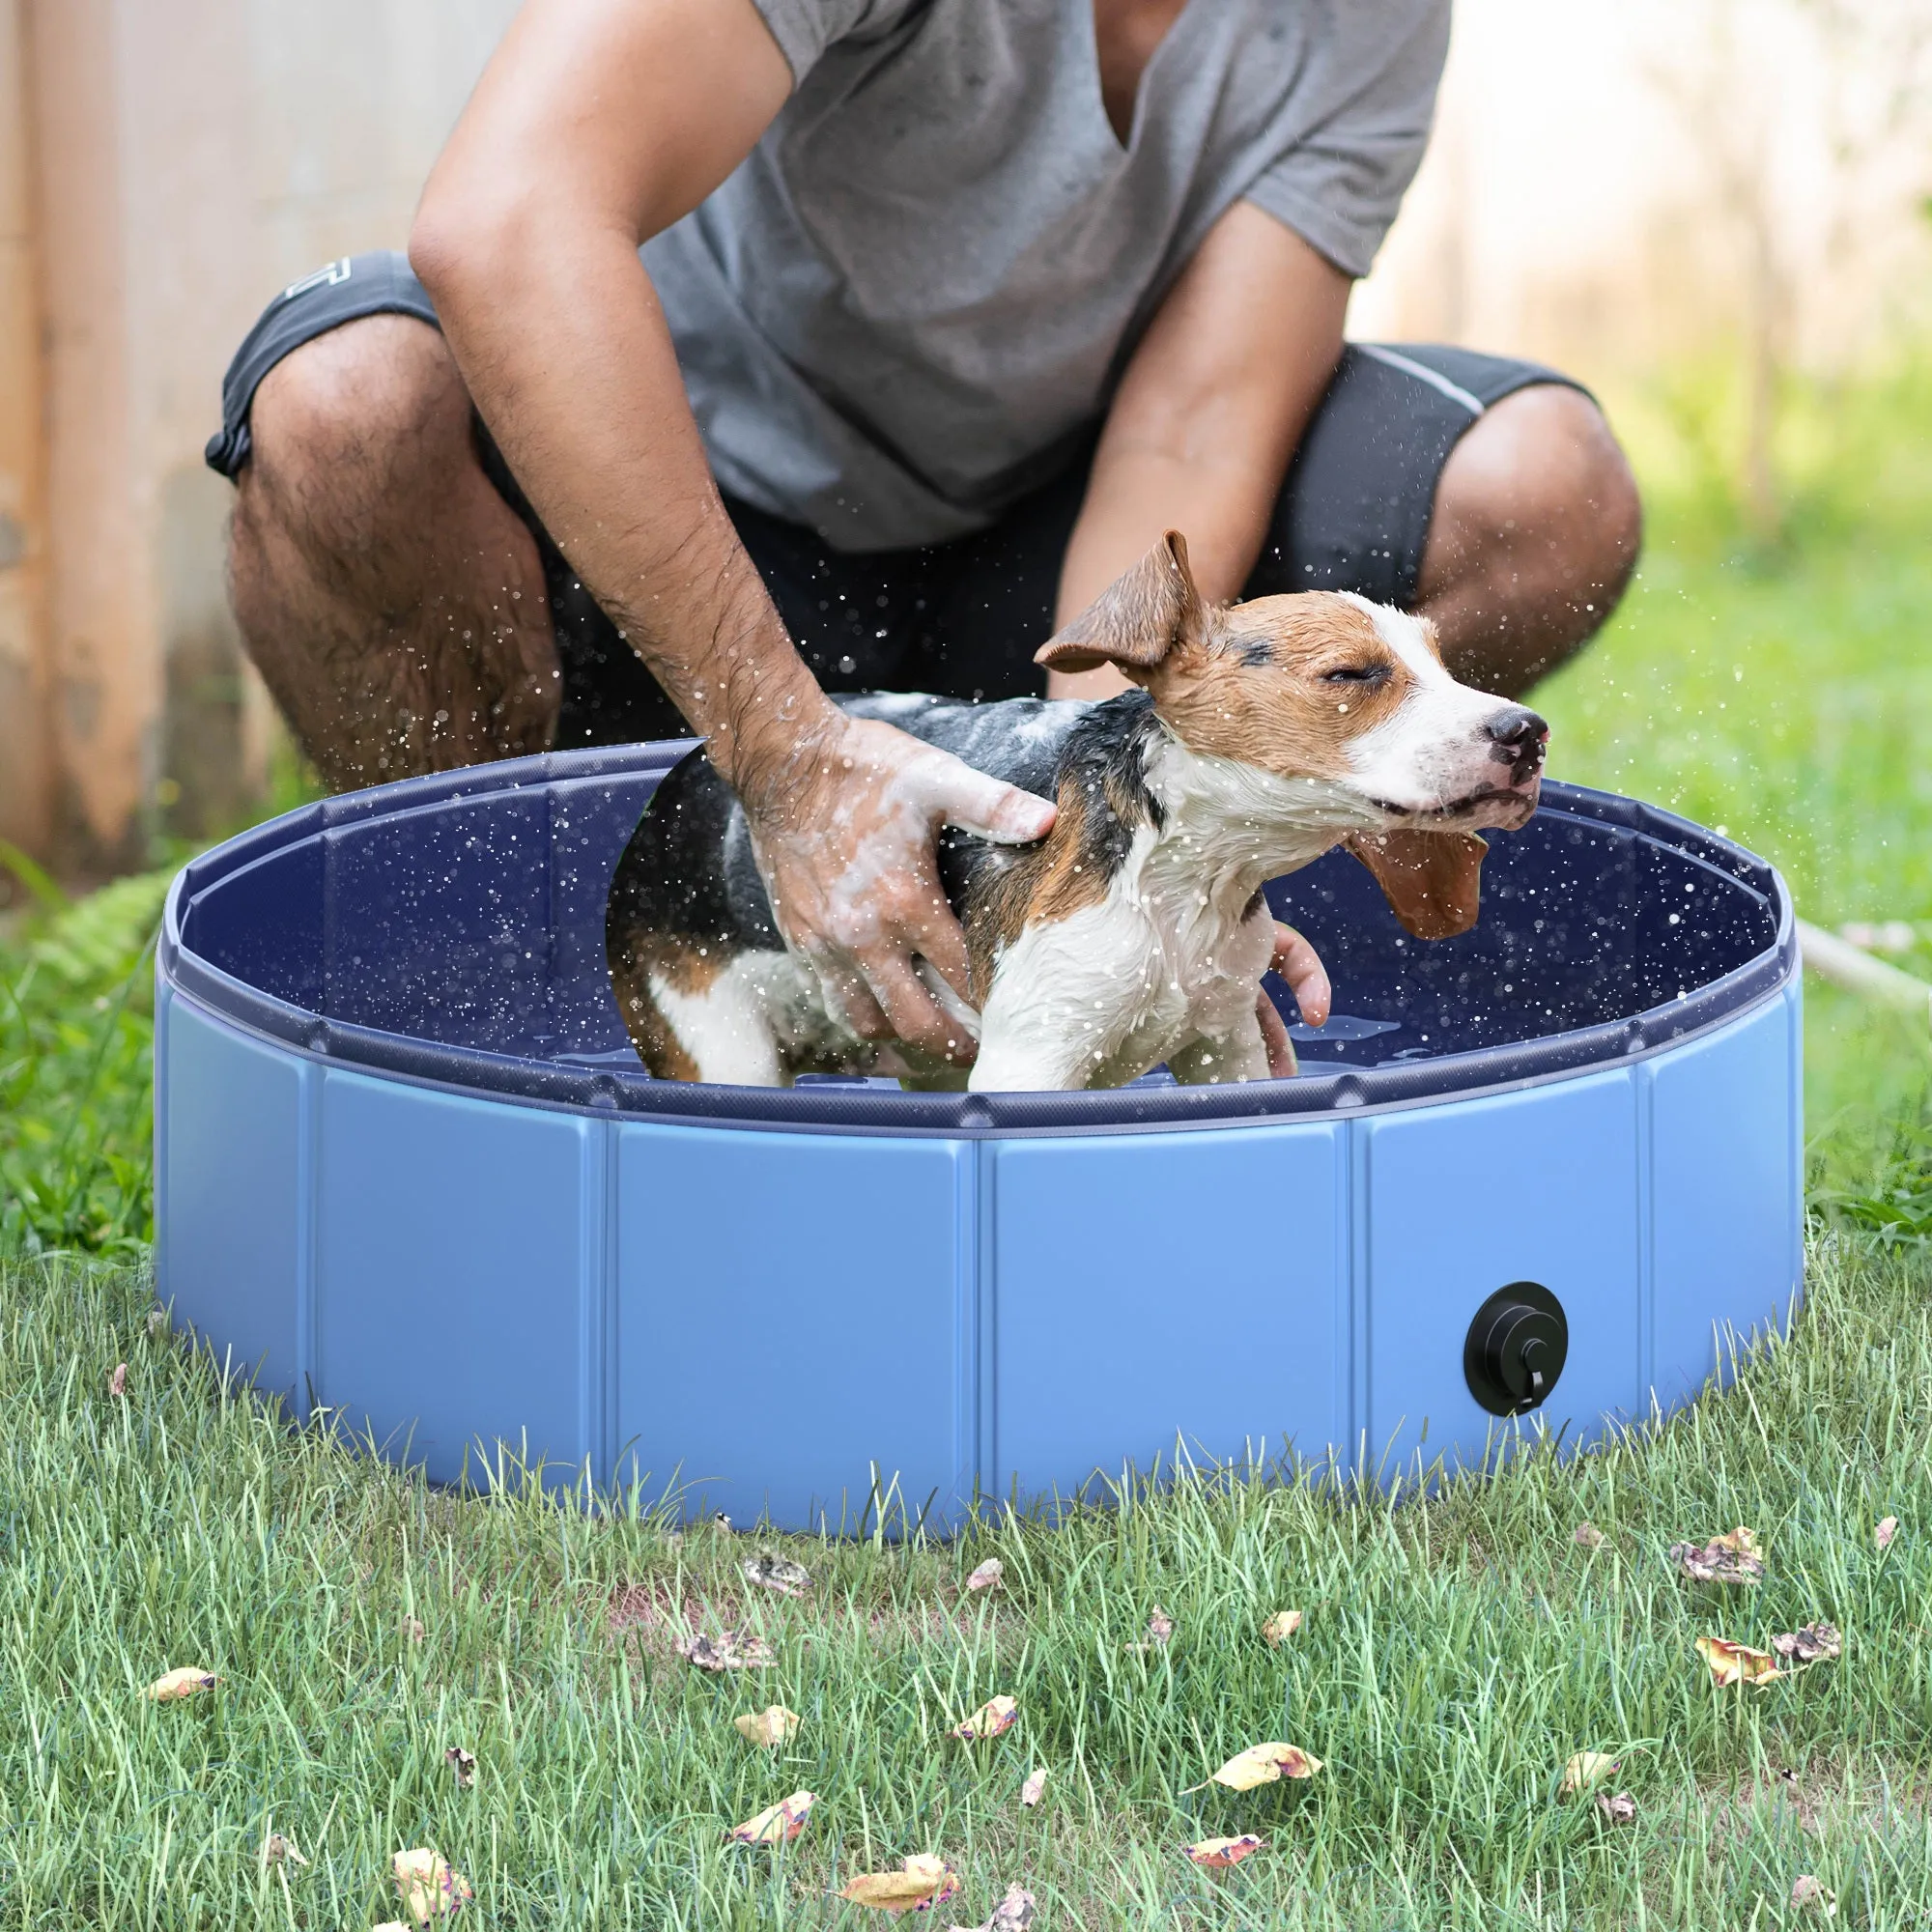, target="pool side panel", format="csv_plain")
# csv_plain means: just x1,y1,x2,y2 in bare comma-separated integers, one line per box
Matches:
314,1068,596,1492
156,989,306,1404
1361,1065,1642,1484
1644,987,1802,1412
985,1122,1346,1511
612,1123,970,1532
